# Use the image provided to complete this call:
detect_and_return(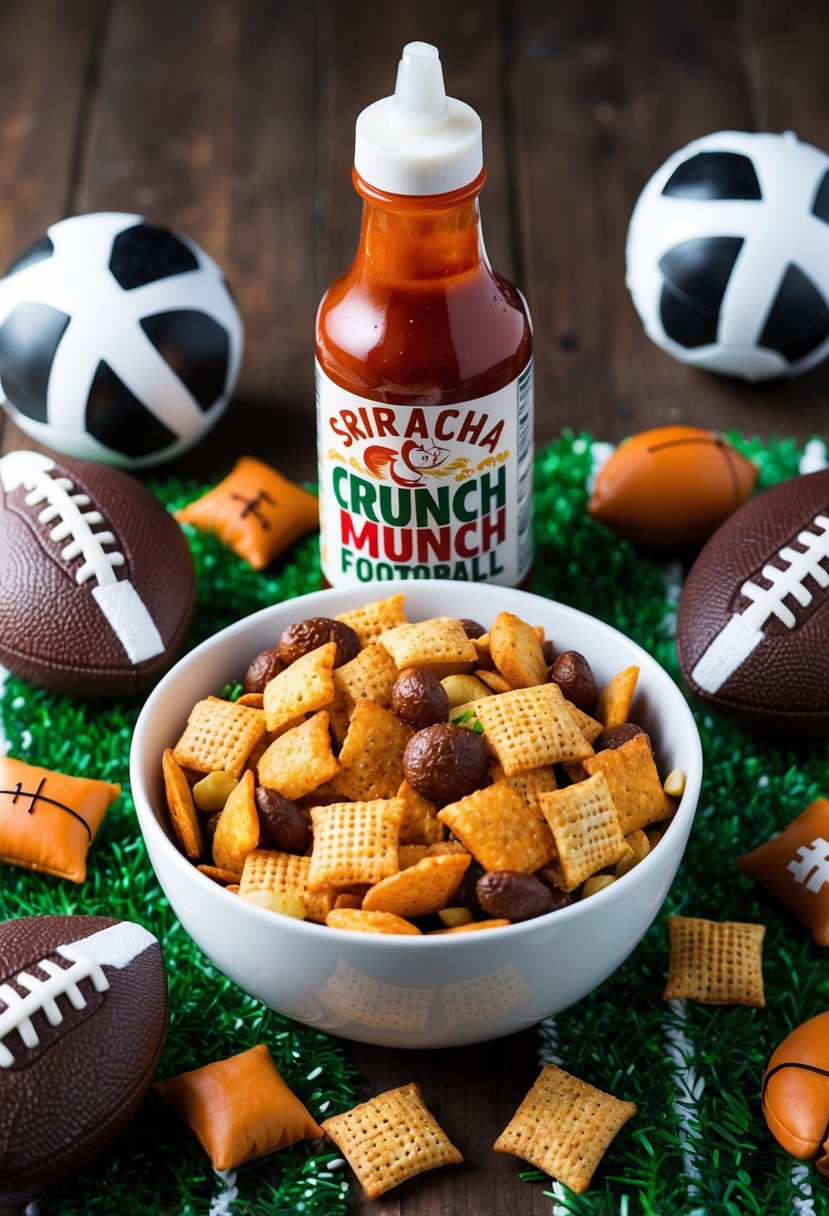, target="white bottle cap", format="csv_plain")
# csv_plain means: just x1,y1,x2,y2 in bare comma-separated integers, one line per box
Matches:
354,42,483,196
